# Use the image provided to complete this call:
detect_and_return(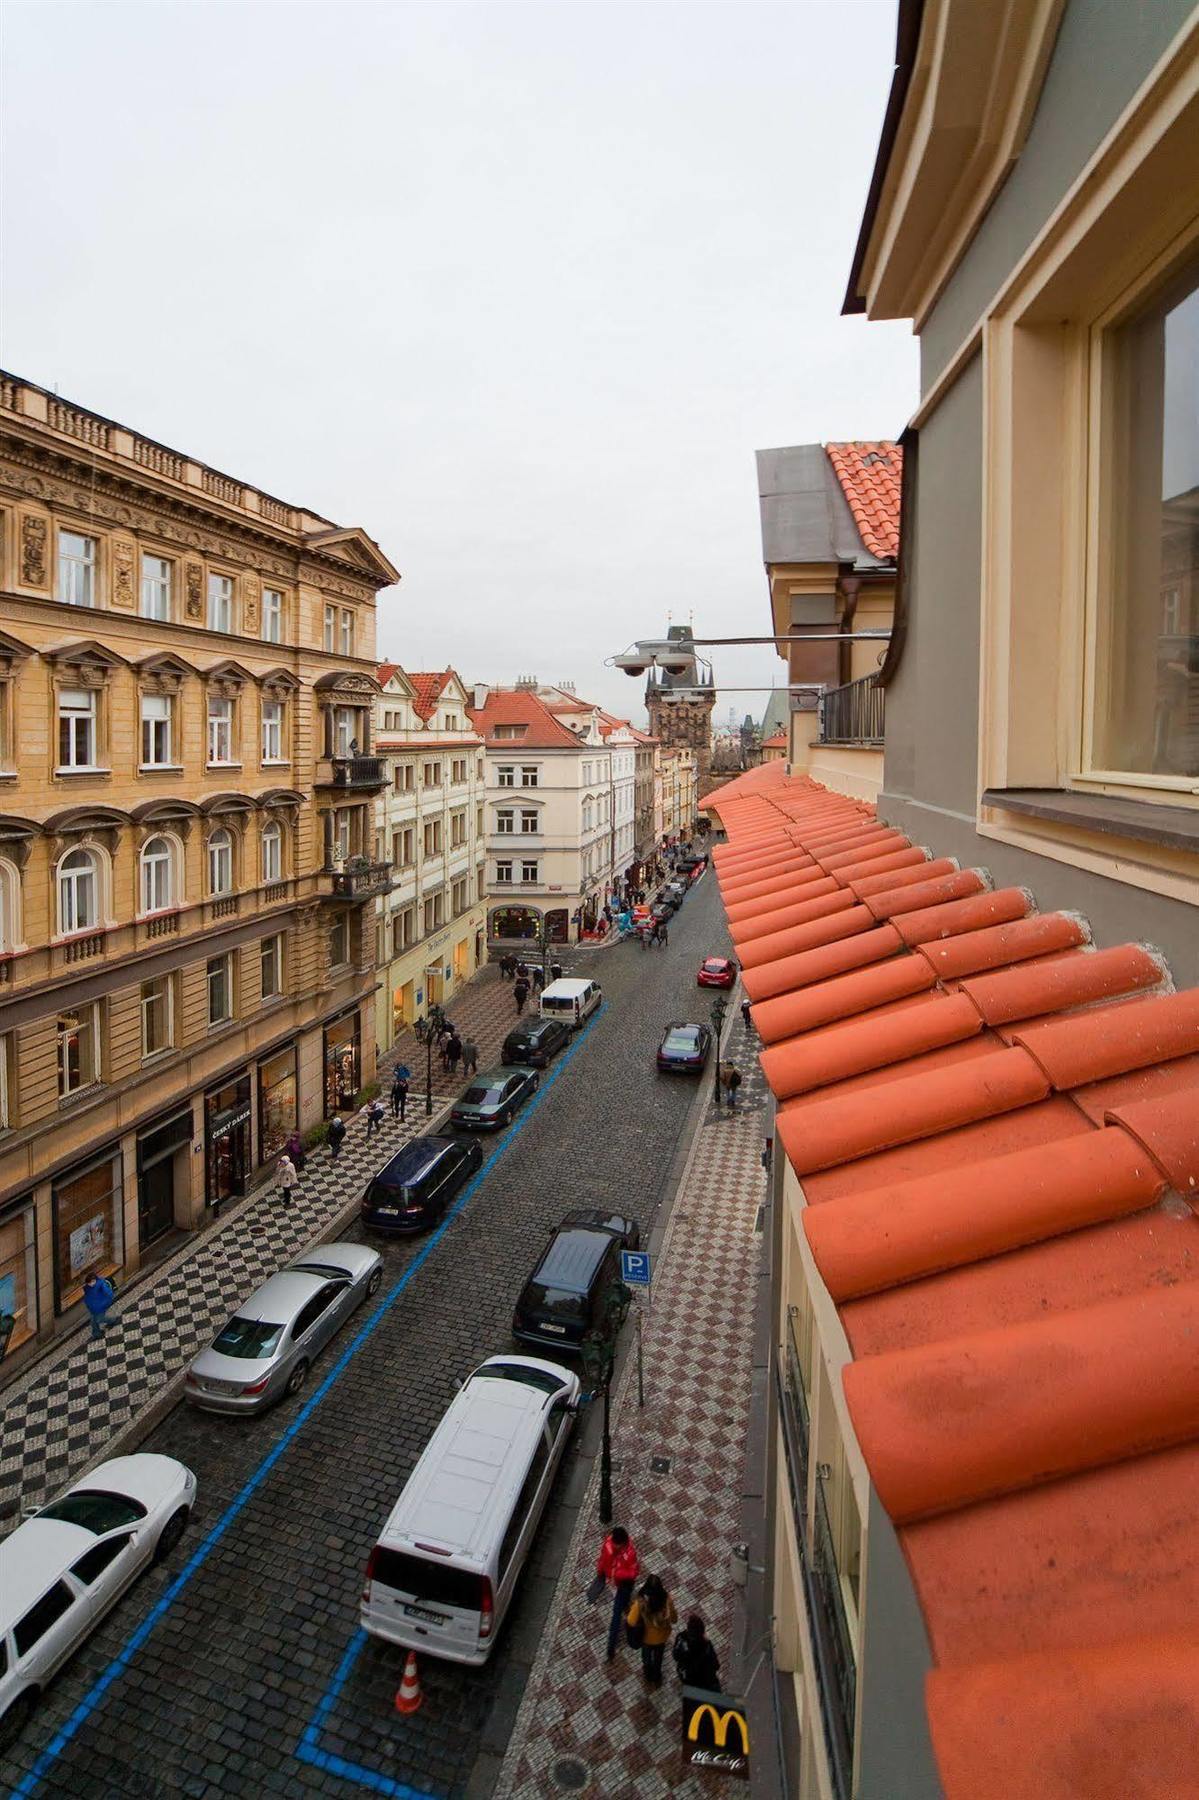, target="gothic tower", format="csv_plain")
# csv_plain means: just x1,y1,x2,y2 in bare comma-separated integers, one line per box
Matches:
644,626,716,791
